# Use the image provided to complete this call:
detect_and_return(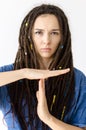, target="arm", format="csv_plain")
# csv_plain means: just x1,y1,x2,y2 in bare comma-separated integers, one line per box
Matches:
0,69,24,86
36,79,85,130
0,68,70,87
47,115,84,130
